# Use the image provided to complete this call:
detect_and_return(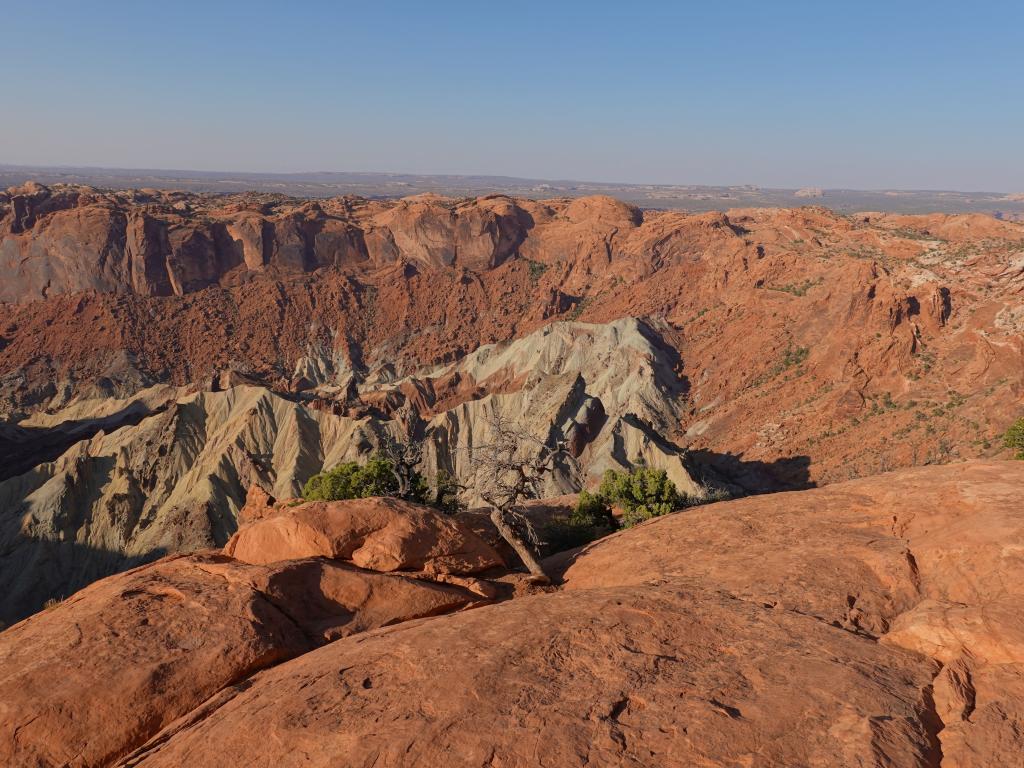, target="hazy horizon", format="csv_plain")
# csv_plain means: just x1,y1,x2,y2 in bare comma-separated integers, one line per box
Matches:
4,162,1023,196
4,1,1023,191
